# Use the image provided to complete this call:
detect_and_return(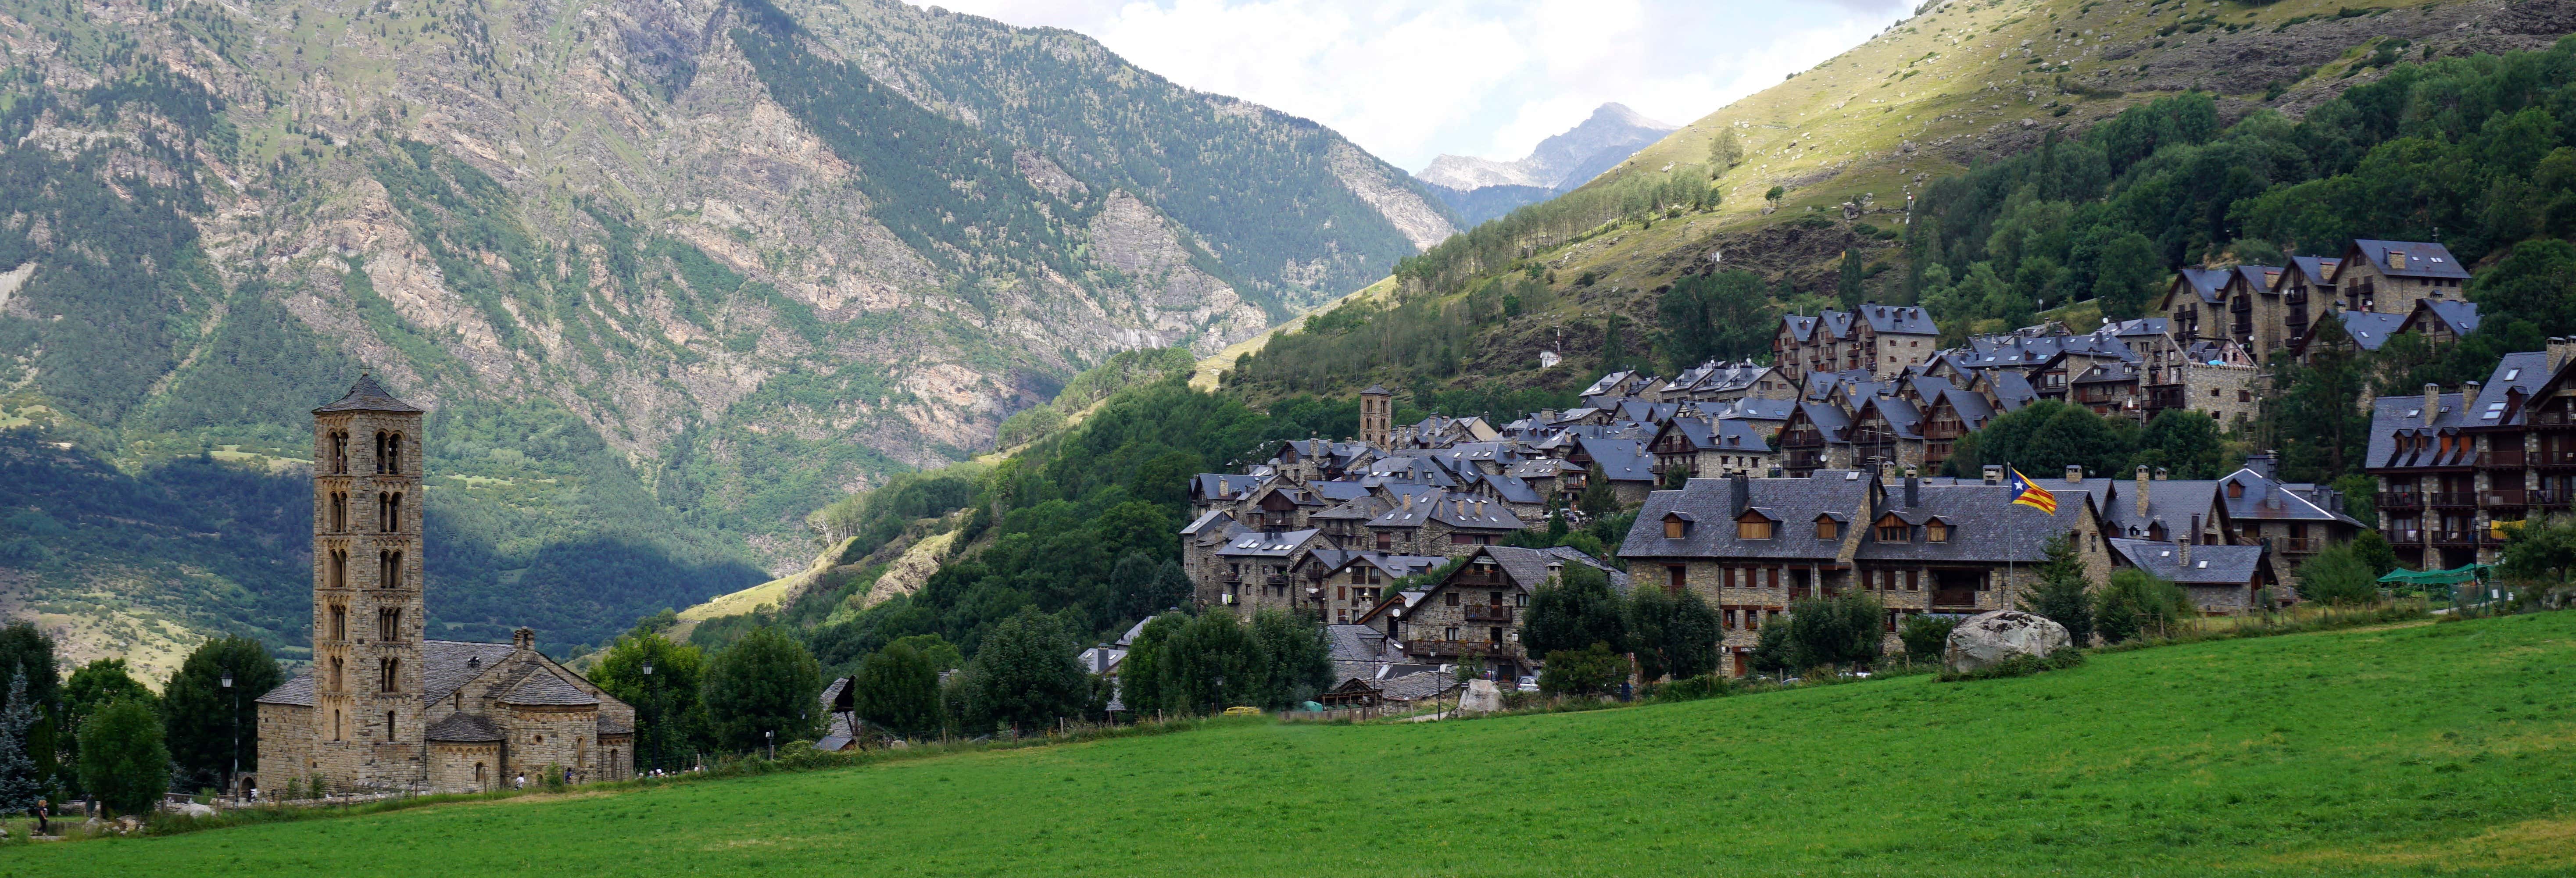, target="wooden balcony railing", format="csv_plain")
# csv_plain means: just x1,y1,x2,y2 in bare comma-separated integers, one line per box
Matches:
1404,639,1518,658
2381,527,2423,544
1463,605,1515,623
2426,492,2479,507
2272,537,2322,554
2533,489,2575,508
2376,492,2424,510
2428,530,2477,546
2480,489,2528,507
2479,450,2527,468
2533,449,2576,466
